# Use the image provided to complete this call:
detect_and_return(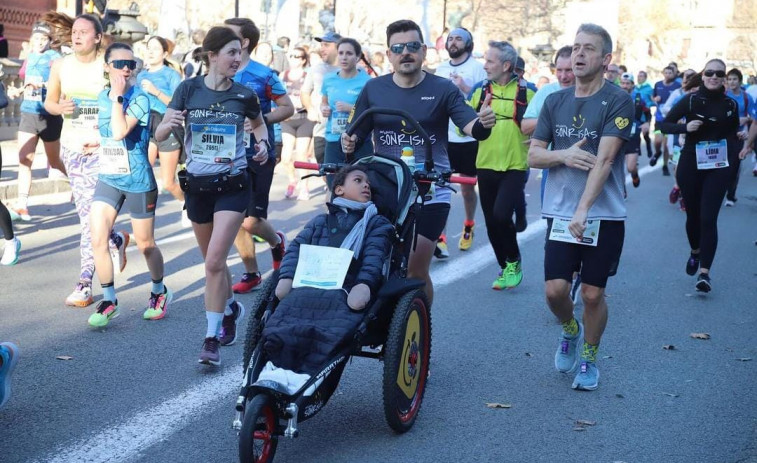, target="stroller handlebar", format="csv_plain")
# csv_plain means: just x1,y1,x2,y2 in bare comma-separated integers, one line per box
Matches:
293,161,477,185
